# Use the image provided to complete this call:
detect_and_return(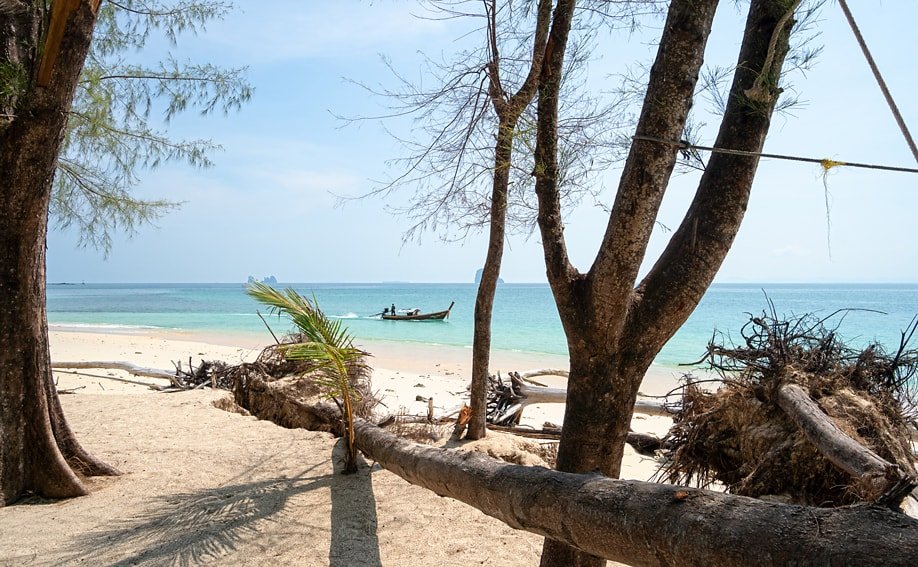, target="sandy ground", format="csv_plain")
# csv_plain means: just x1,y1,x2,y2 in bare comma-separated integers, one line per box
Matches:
0,330,679,566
